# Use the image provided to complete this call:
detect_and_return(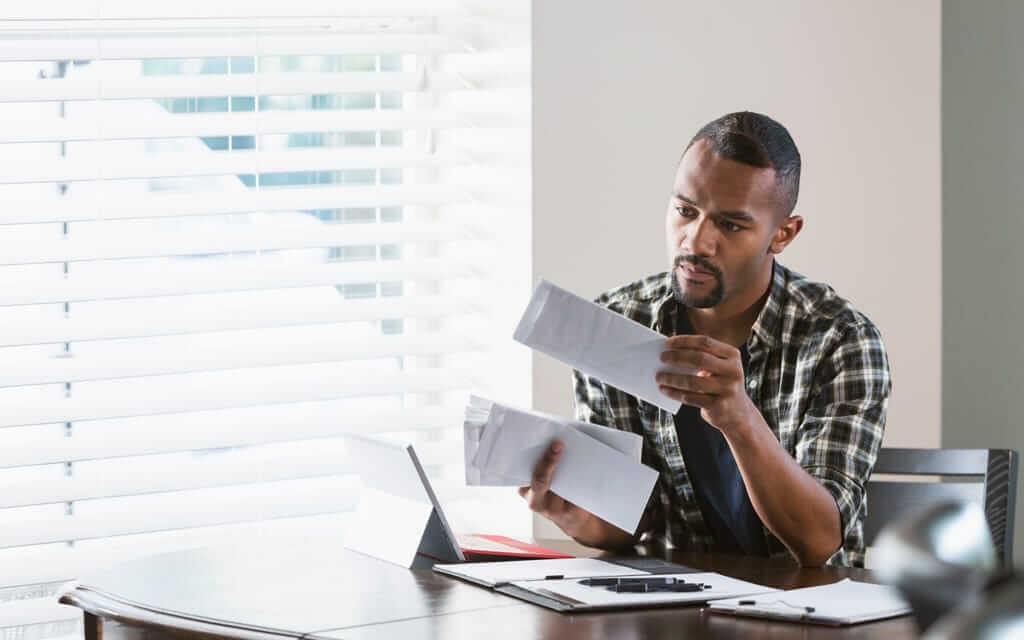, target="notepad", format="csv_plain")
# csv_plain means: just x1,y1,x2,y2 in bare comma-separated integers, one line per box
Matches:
706,578,912,626
433,557,778,612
